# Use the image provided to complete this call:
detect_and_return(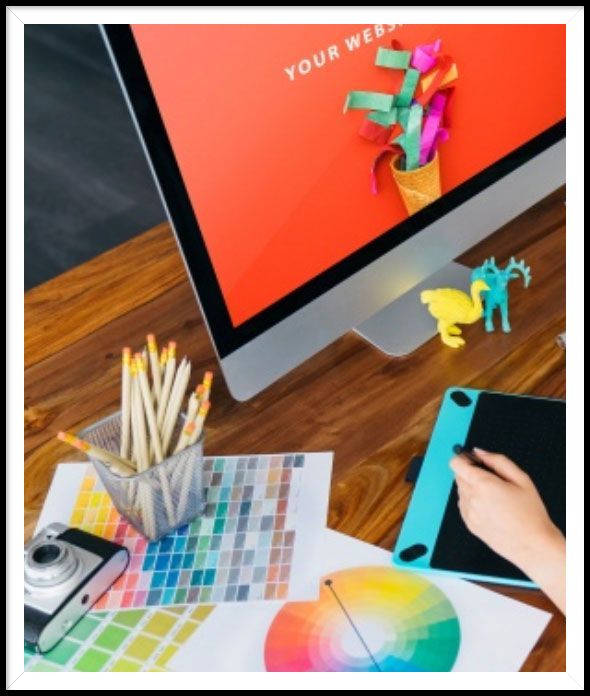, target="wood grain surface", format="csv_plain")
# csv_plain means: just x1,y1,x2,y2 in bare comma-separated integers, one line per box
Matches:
24,187,566,671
